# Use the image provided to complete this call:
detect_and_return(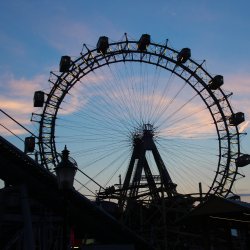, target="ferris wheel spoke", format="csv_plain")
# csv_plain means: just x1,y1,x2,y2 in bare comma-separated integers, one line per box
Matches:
59,99,135,137
153,81,188,125
150,73,175,124
157,138,217,167
57,119,130,139
157,143,215,193
76,68,140,131
146,66,161,122
87,149,129,187
160,149,203,193
157,92,201,128
78,144,129,171
161,105,209,131
104,155,128,187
